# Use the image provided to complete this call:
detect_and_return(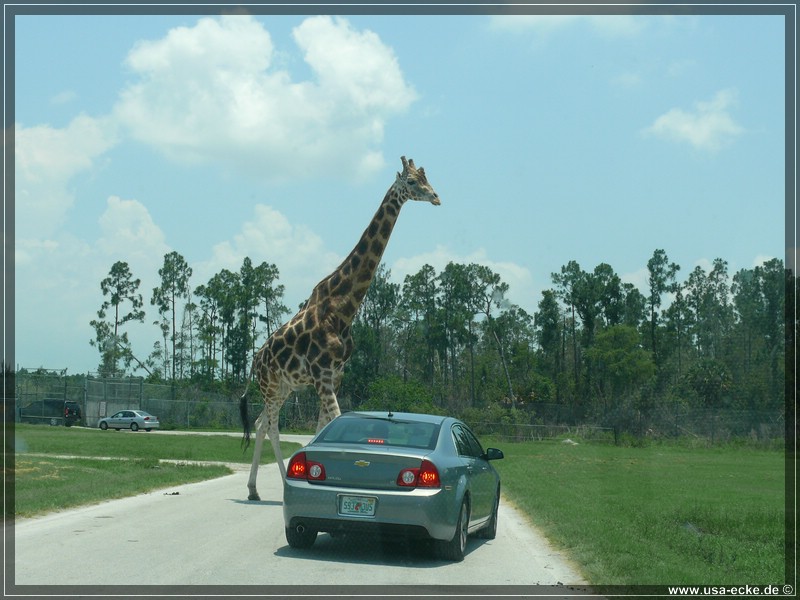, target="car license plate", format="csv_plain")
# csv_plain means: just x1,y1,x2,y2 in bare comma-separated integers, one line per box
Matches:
339,495,377,517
